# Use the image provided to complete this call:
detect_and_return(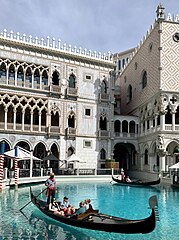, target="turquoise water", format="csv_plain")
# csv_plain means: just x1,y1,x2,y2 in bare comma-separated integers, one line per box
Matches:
0,181,179,240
